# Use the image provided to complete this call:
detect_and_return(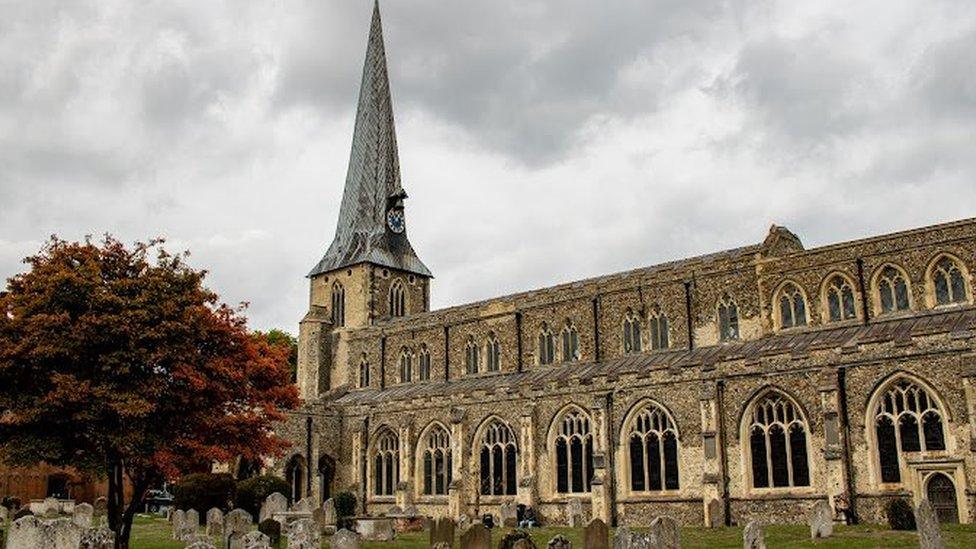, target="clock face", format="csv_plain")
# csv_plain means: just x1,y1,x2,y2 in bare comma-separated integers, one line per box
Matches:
387,208,405,234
